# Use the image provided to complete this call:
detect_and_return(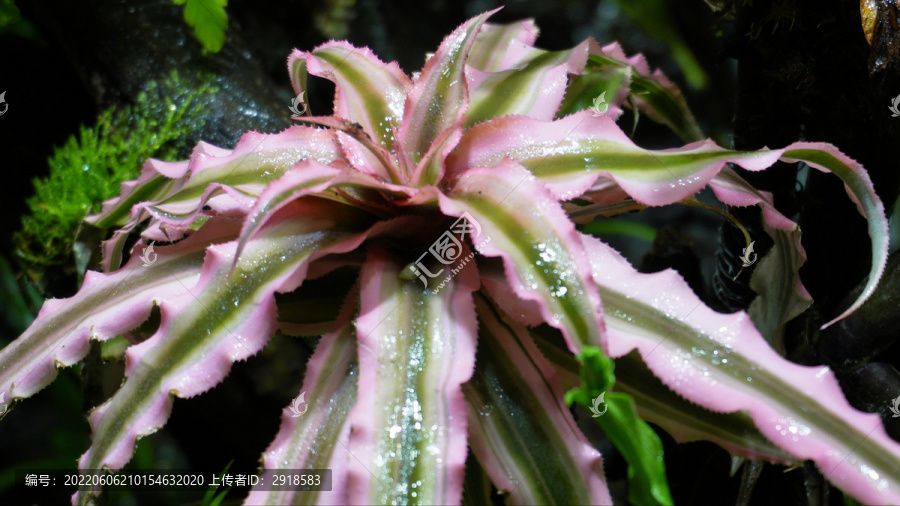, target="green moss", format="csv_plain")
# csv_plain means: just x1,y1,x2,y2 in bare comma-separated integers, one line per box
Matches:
14,71,219,274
